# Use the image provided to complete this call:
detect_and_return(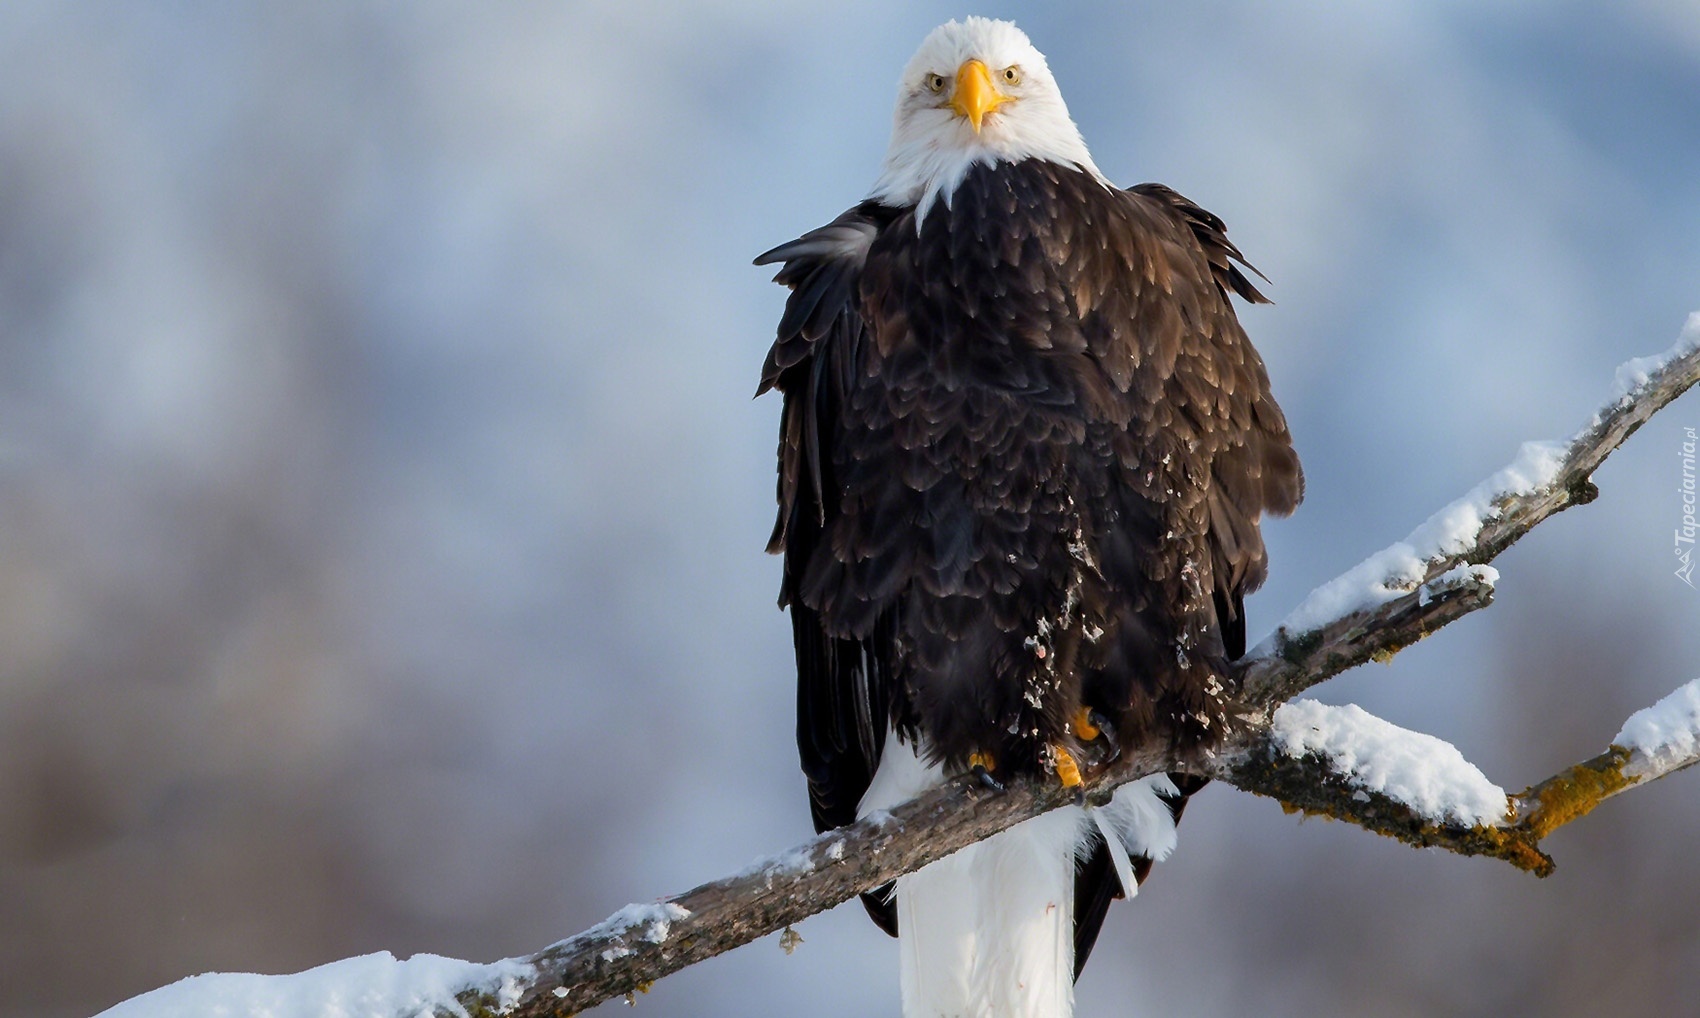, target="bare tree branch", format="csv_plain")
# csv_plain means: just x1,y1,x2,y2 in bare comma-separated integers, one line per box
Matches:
452,331,1700,1018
